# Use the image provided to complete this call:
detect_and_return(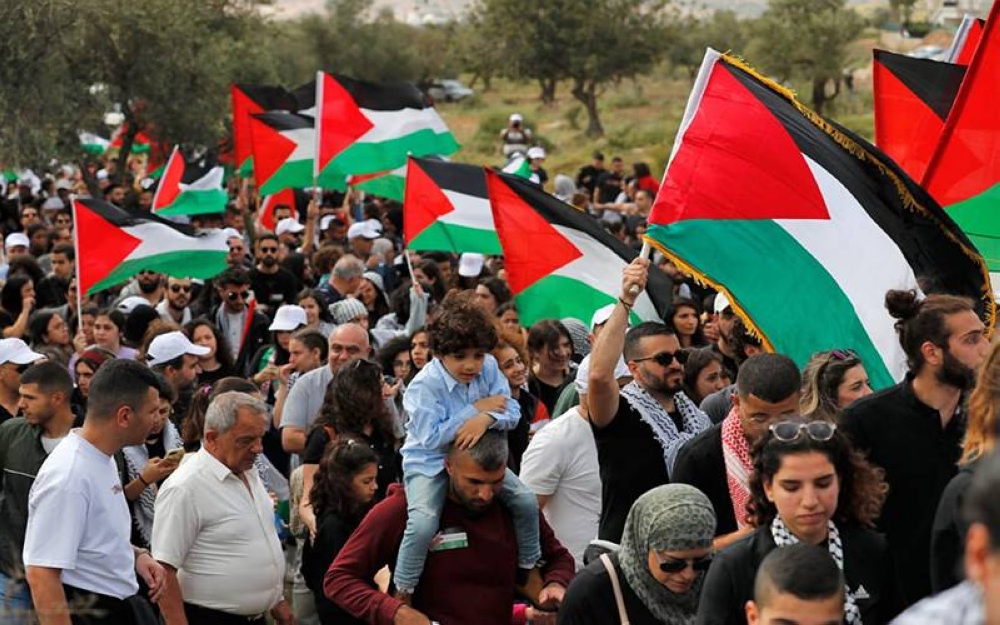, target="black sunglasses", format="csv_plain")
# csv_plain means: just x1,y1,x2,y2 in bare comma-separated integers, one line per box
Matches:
769,420,837,443
13,363,30,374
226,290,249,302
654,553,713,574
633,350,688,367
169,285,191,293
259,247,279,254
